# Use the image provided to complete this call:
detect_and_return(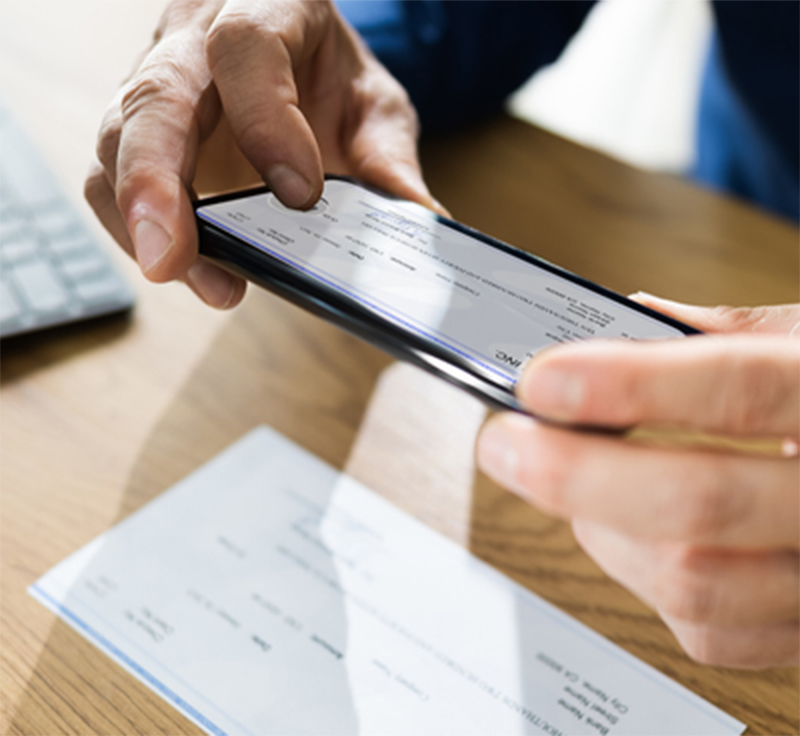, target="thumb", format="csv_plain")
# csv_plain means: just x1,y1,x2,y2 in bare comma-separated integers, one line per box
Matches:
630,293,800,338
